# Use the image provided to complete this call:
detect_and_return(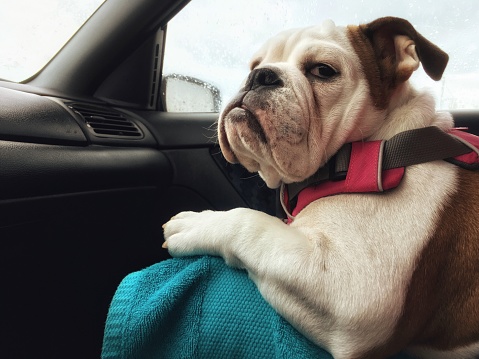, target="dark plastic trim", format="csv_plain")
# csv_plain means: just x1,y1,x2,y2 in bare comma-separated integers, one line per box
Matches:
0,140,171,201
0,87,87,146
